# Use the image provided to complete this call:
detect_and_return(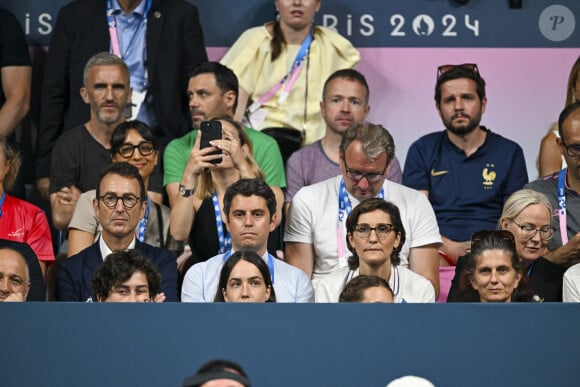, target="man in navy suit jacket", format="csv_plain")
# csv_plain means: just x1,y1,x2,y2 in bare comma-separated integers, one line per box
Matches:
56,163,178,301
